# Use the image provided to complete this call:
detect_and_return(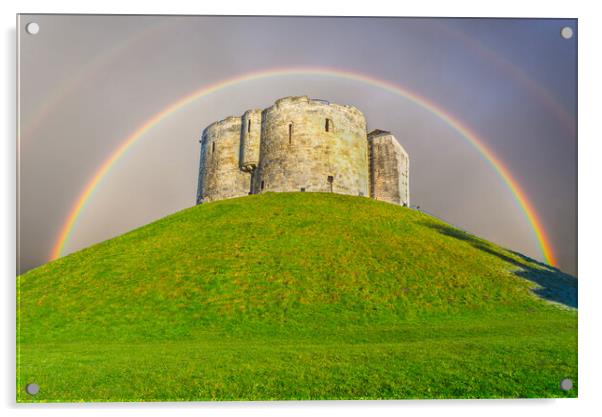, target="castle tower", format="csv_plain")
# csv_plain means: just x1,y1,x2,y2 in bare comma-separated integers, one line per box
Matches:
196,96,409,207
254,96,369,196
368,130,410,206
196,116,252,204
